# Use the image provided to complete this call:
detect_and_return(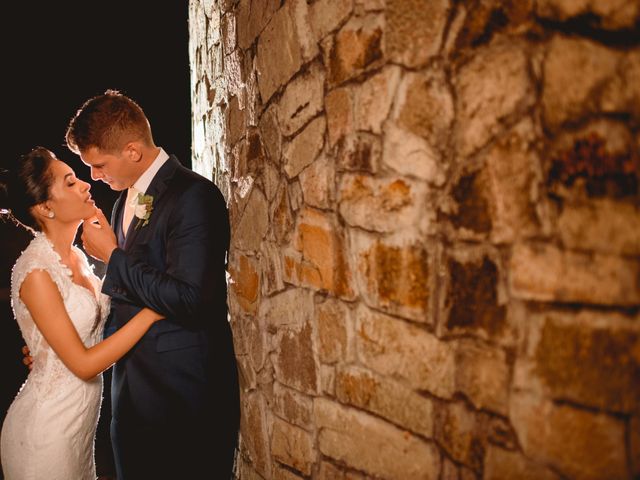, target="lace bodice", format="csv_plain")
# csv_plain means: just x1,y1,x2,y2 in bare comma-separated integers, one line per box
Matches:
10,233,111,396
